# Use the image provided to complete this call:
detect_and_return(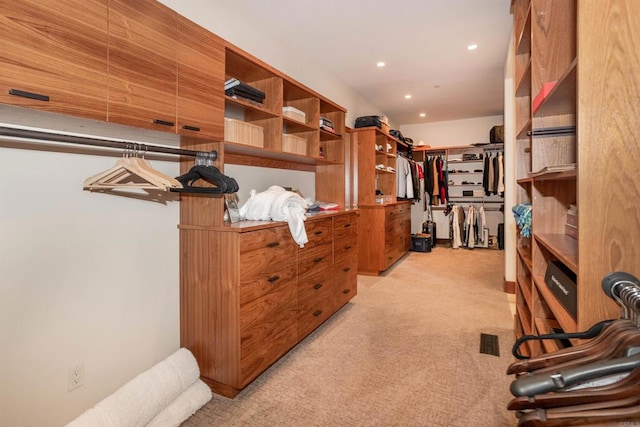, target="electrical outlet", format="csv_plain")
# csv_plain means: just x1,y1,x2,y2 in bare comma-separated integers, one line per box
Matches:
67,364,84,391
